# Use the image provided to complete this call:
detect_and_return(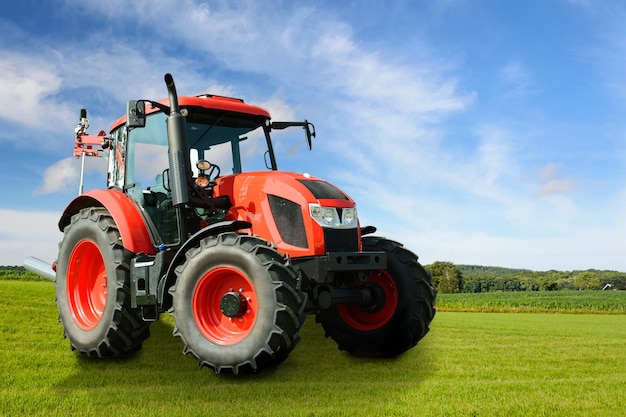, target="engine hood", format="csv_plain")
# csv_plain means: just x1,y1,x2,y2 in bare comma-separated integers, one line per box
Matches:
214,171,359,257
